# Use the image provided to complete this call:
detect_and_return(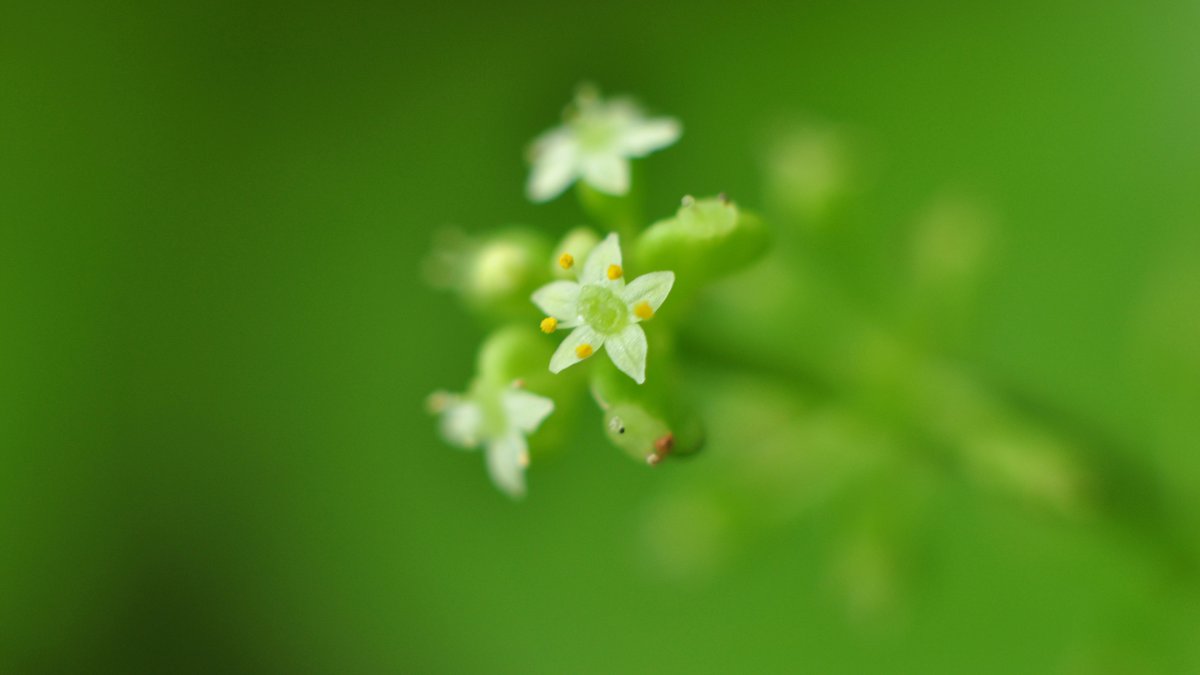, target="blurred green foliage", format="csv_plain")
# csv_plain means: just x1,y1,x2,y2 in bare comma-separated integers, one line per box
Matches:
3,1,1199,673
